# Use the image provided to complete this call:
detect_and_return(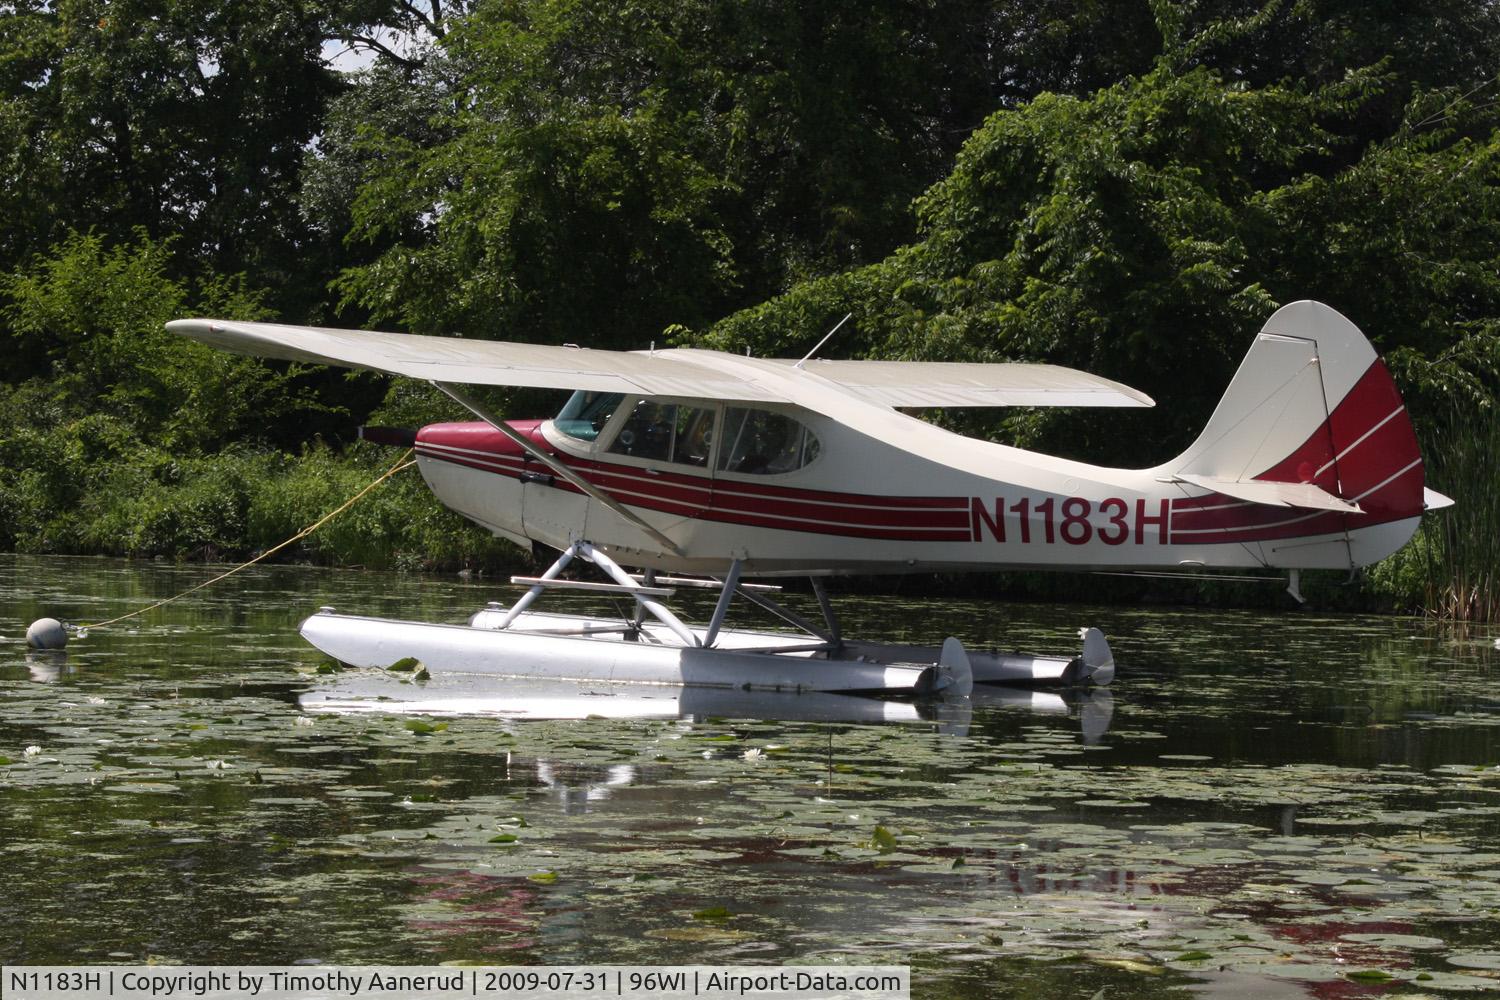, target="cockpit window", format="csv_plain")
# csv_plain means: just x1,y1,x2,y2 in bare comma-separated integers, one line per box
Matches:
717,408,821,475
607,400,716,467
671,406,716,466
554,390,624,442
